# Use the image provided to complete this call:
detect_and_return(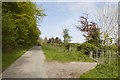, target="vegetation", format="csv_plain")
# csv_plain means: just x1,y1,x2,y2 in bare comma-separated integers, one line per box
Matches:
47,37,62,43
80,56,118,78
79,43,118,78
2,46,32,71
42,43,94,62
74,15,118,78
2,2,46,52
77,42,100,56
41,15,118,78
2,2,45,70
96,3,118,45
63,28,72,43
76,16,102,47
2,2,118,78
